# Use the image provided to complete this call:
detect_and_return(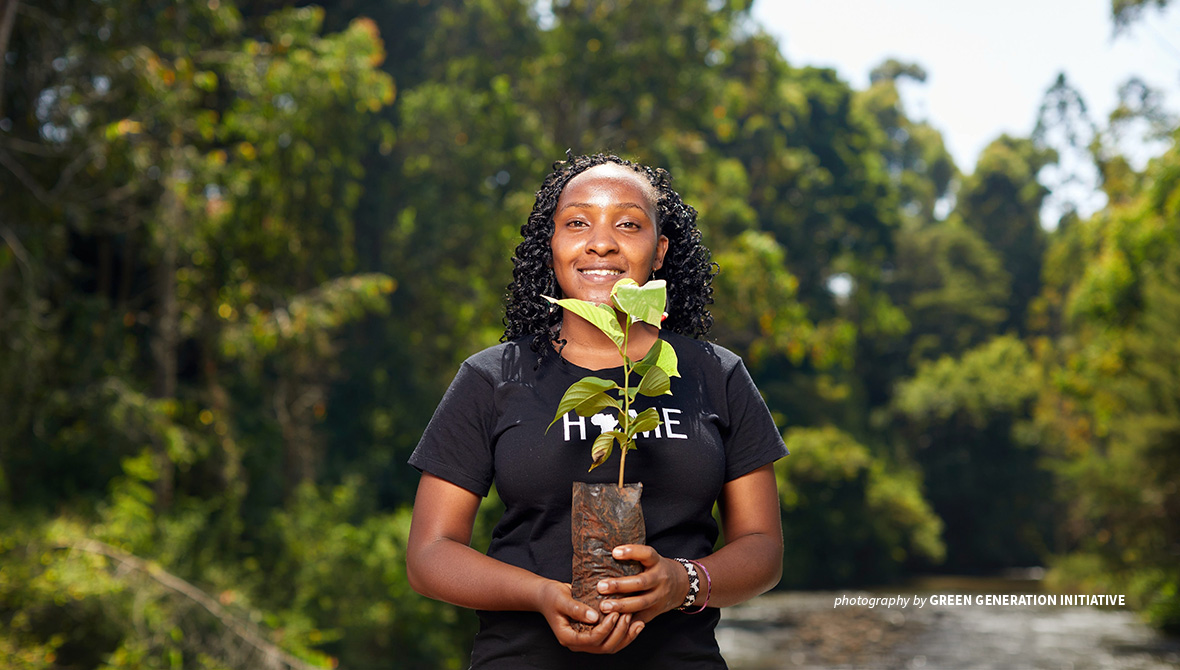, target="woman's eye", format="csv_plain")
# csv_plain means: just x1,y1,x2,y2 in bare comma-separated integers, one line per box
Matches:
619,221,639,229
